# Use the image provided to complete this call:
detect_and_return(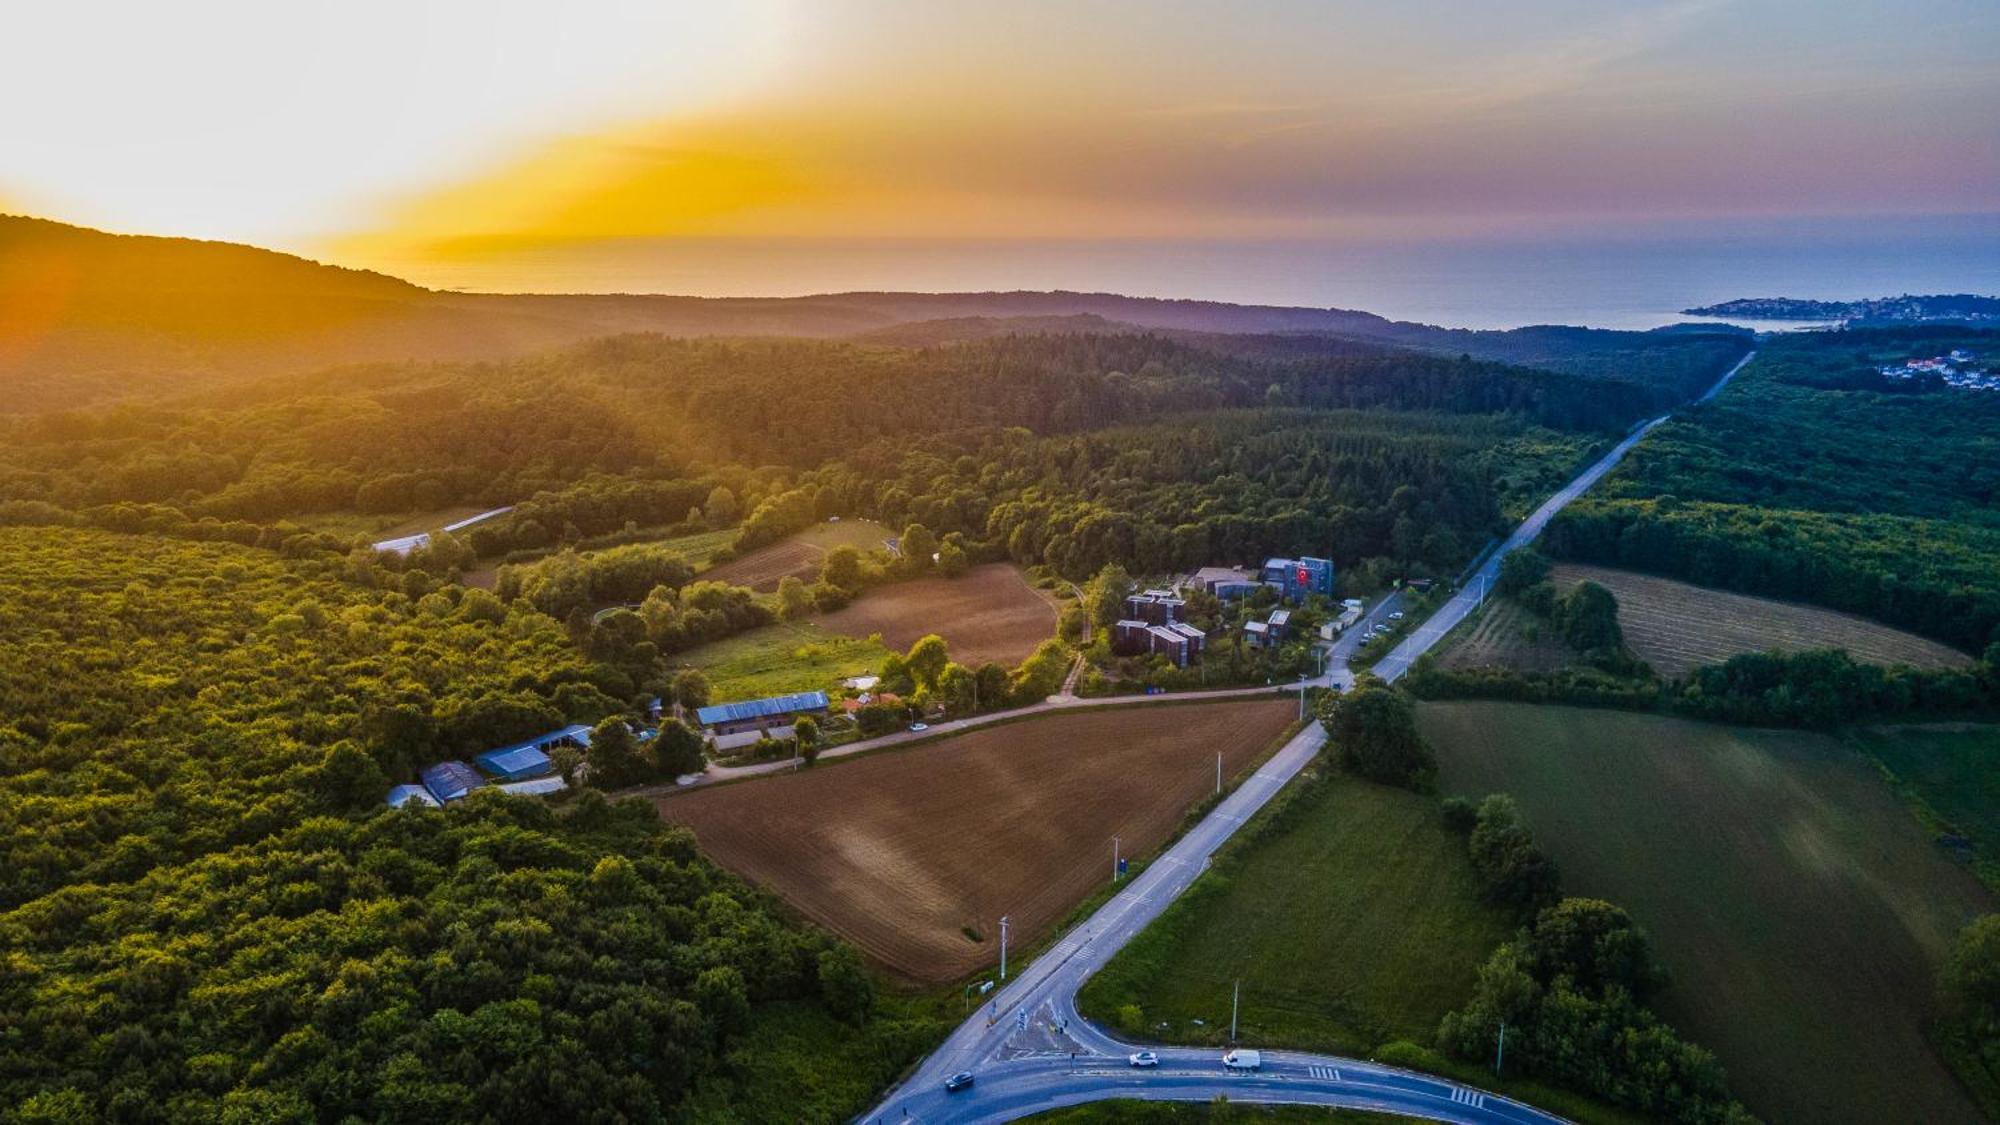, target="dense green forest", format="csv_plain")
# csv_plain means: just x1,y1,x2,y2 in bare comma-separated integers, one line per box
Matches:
0,527,936,1119
1547,328,2000,652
